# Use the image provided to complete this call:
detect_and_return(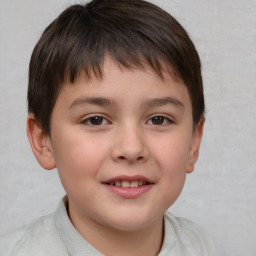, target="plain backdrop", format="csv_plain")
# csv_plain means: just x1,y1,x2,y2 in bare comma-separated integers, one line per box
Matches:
0,0,255,255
